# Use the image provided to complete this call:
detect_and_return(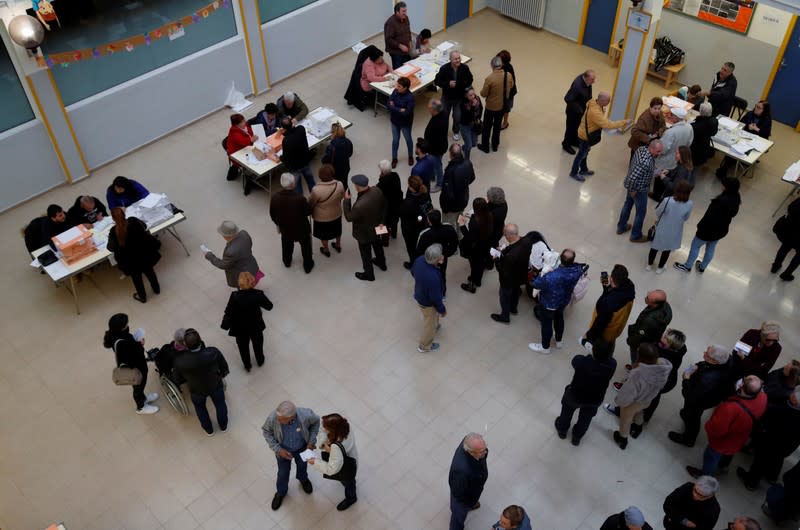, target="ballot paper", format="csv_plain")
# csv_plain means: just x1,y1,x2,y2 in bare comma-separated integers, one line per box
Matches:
351,42,367,54
299,449,316,462
436,41,455,52
489,248,502,259
133,328,145,342
717,116,741,131
734,341,752,356
306,133,320,146
781,161,800,183
53,226,85,246
138,193,163,209
251,123,266,141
